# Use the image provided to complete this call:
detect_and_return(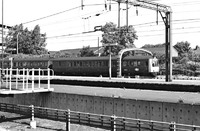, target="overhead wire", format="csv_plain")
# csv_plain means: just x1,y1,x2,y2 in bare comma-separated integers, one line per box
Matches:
22,6,81,25
18,0,200,46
